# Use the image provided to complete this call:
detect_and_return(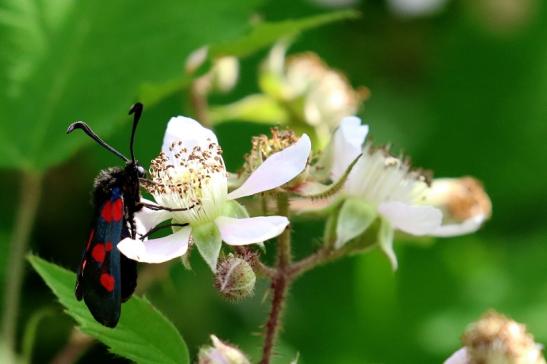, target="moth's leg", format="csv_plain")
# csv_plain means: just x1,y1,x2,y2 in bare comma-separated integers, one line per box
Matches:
139,201,198,212
139,223,189,240
138,178,155,187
